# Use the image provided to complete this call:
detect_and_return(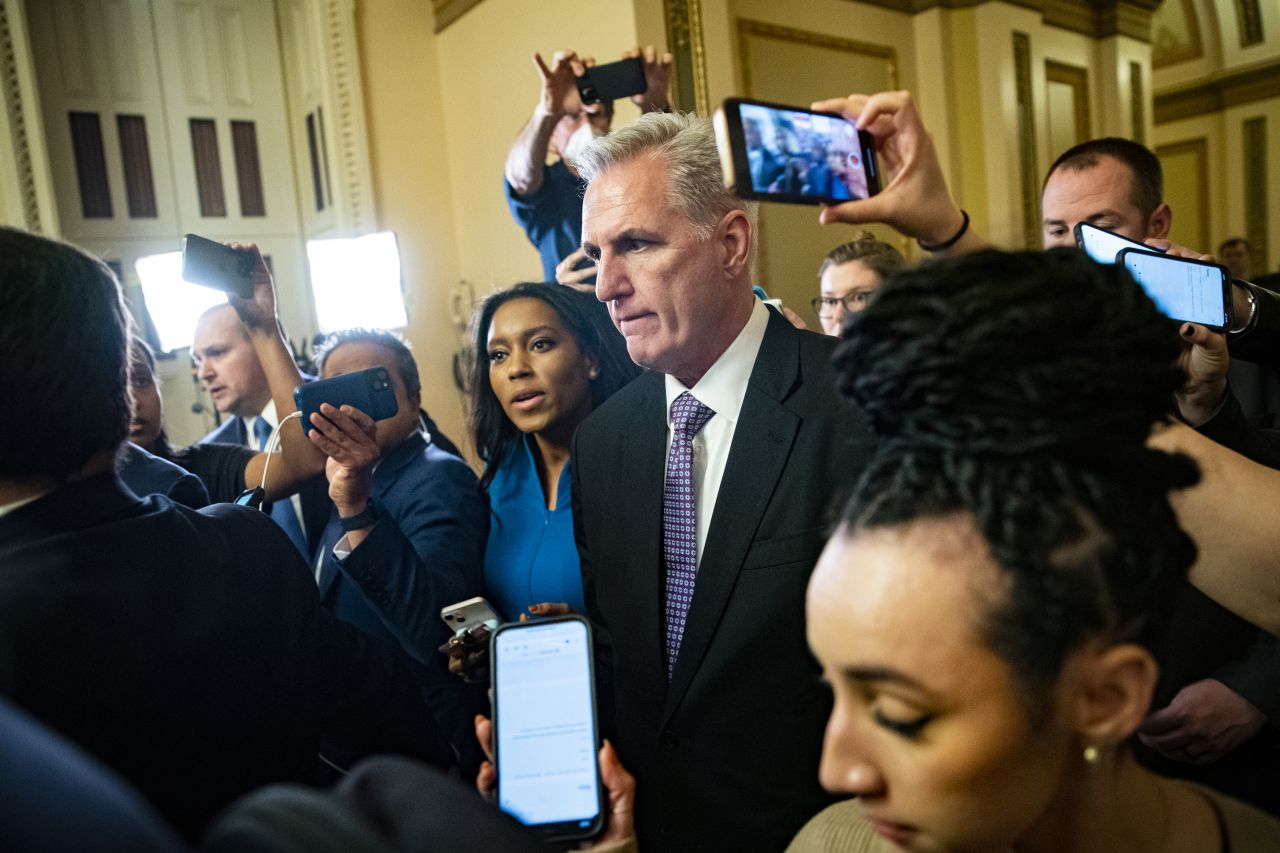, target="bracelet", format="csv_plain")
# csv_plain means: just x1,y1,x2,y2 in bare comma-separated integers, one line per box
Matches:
917,209,970,253
1229,282,1257,335
340,504,378,532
